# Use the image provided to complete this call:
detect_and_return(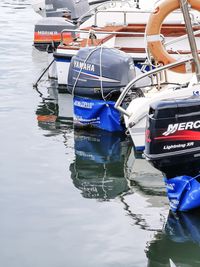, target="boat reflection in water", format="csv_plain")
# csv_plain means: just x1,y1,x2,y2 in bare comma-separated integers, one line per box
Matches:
36,82,200,266
69,128,170,234
35,80,169,212
69,130,130,200
35,80,73,134
124,147,165,203
69,126,167,202
146,210,200,267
